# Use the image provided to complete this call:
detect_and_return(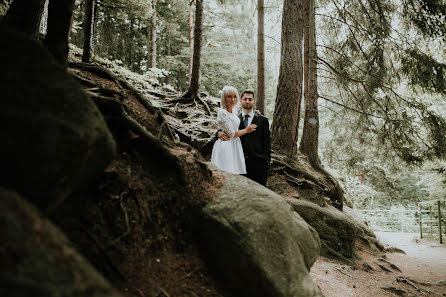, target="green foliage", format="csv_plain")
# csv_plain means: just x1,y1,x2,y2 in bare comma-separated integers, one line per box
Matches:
99,0,154,19
68,0,279,103
0,0,12,18
155,0,189,91
71,0,155,73
318,0,446,166
403,0,446,40
401,48,446,95
69,43,173,92
331,161,431,210
200,1,257,96
158,52,189,92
